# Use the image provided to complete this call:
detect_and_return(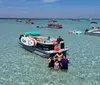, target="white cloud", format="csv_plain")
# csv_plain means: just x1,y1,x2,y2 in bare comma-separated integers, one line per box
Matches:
42,0,59,3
